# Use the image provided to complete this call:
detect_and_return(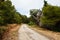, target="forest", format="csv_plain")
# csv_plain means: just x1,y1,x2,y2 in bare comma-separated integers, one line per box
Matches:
0,0,60,36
